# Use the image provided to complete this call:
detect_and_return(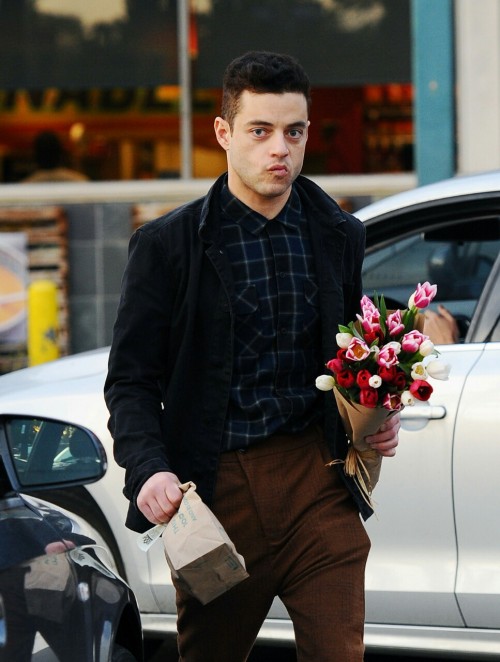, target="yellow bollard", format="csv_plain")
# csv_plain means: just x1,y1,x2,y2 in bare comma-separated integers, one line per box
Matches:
27,280,59,366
